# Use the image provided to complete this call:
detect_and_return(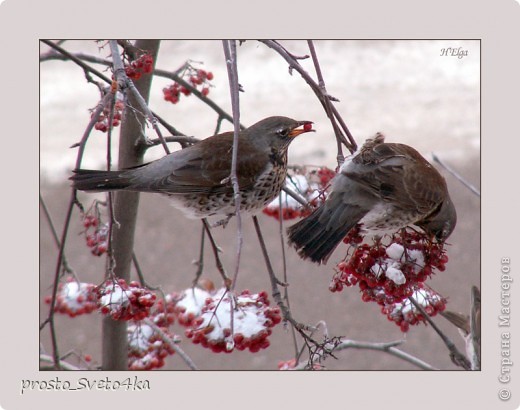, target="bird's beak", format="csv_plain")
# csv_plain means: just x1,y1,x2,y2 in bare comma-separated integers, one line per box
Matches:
289,121,314,138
